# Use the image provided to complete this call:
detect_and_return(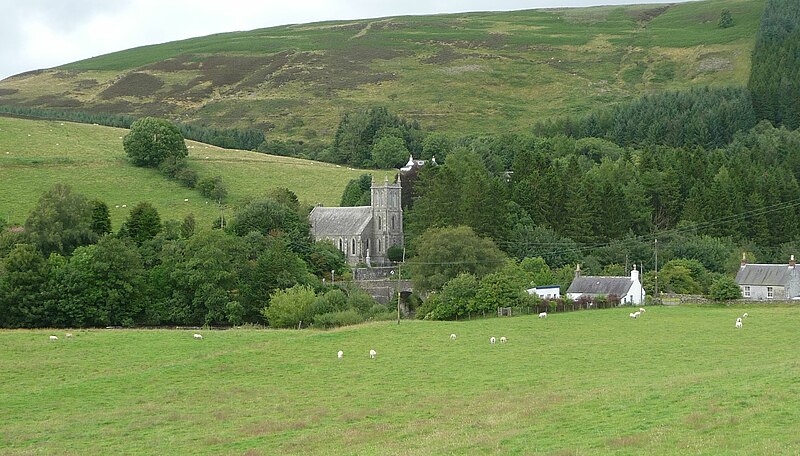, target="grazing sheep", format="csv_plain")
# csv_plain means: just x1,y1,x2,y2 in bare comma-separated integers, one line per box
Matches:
633,311,641,318
193,333,203,340
539,312,548,318
735,320,743,329
121,204,127,208
500,336,507,343
337,350,343,359
736,317,742,323
490,336,496,345
639,308,646,313
742,312,749,318
450,333,457,341
49,335,58,341
184,198,189,202
369,349,377,359
65,333,73,338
